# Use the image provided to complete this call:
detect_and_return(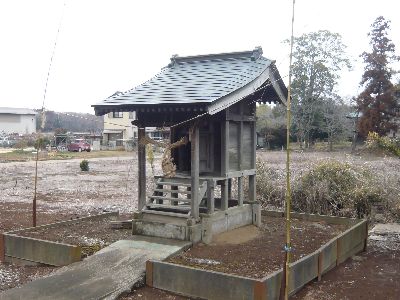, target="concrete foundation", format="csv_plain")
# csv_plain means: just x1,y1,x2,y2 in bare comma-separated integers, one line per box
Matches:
133,203,261,244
